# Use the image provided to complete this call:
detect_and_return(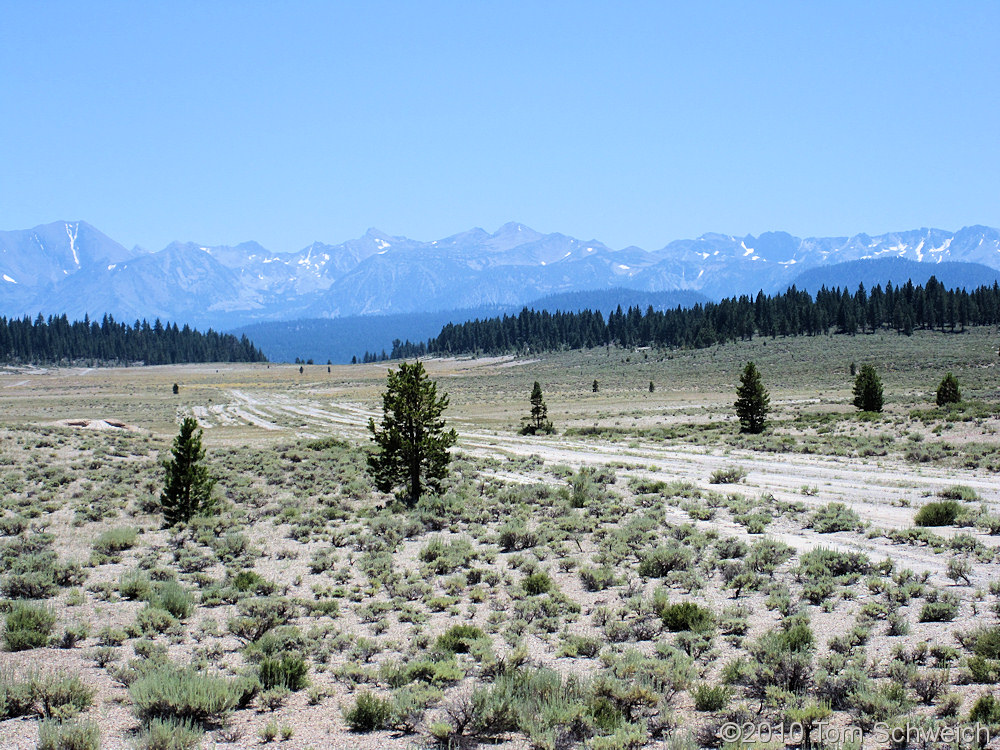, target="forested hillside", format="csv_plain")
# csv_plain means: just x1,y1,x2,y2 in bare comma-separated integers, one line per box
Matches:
388,278,1000,358
0,314,267,366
